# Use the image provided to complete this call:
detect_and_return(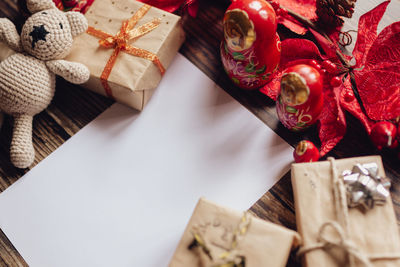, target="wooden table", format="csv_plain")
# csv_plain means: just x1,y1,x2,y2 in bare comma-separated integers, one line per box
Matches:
0,0,399,266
